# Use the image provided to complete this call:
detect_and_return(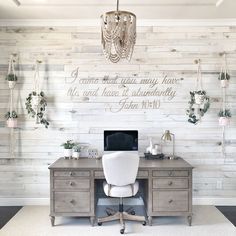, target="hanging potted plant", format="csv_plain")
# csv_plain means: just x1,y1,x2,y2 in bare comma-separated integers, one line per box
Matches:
193,90,206,105
218,72,230,88
61,140,75,159
186,91,210,125
31,92,40,108
72,143,81,159
6,55,18,89
25,91,50,128
5,110,18,128
218,109,231,126
6,74,17,90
